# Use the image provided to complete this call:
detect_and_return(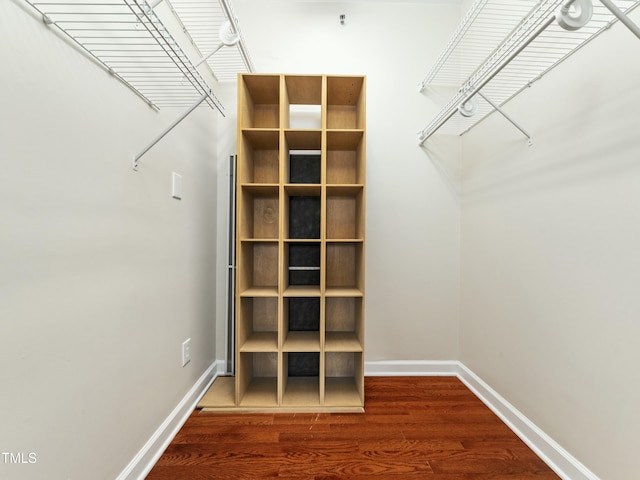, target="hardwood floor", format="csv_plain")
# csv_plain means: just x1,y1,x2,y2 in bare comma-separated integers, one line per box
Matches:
146,377,560,479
